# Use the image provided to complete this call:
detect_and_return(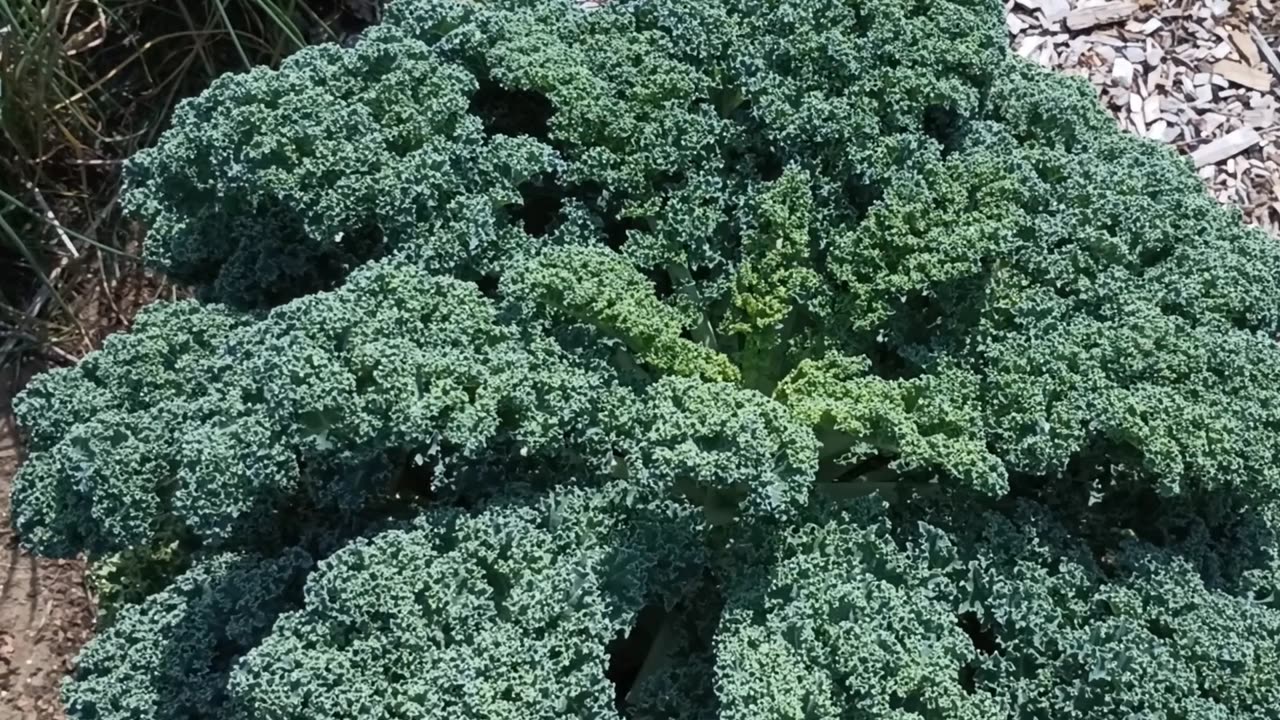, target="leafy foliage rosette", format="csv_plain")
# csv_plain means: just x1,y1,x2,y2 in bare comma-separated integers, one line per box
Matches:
13,0,1280,717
